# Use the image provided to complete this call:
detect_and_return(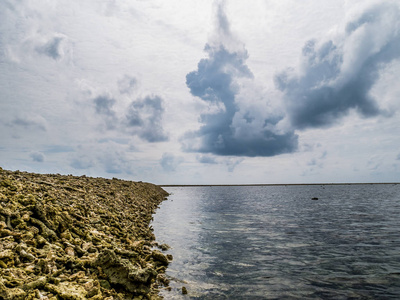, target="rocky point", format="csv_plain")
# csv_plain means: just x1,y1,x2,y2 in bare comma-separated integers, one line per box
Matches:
0,167,171,299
